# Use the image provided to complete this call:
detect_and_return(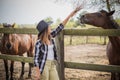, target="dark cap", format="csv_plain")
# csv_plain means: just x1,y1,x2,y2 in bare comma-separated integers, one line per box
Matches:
36,20,53,34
